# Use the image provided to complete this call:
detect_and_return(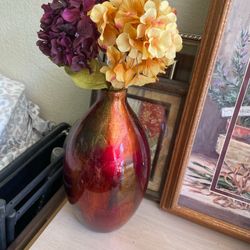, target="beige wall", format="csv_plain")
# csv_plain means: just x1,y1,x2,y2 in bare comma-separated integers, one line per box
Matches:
0,0,210,125
169,0,211,34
